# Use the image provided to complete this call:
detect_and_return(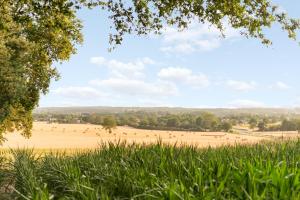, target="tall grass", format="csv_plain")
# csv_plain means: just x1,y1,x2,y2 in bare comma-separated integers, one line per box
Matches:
5,140,300,199
0,152,12,200
0,154,8,185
